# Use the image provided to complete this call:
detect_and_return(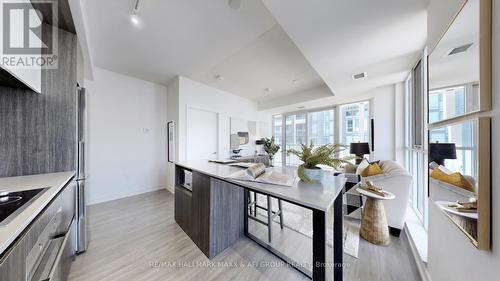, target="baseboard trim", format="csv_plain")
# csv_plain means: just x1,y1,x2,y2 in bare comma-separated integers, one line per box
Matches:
88,186,166,206
403,225,432,281
165,184,174,194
